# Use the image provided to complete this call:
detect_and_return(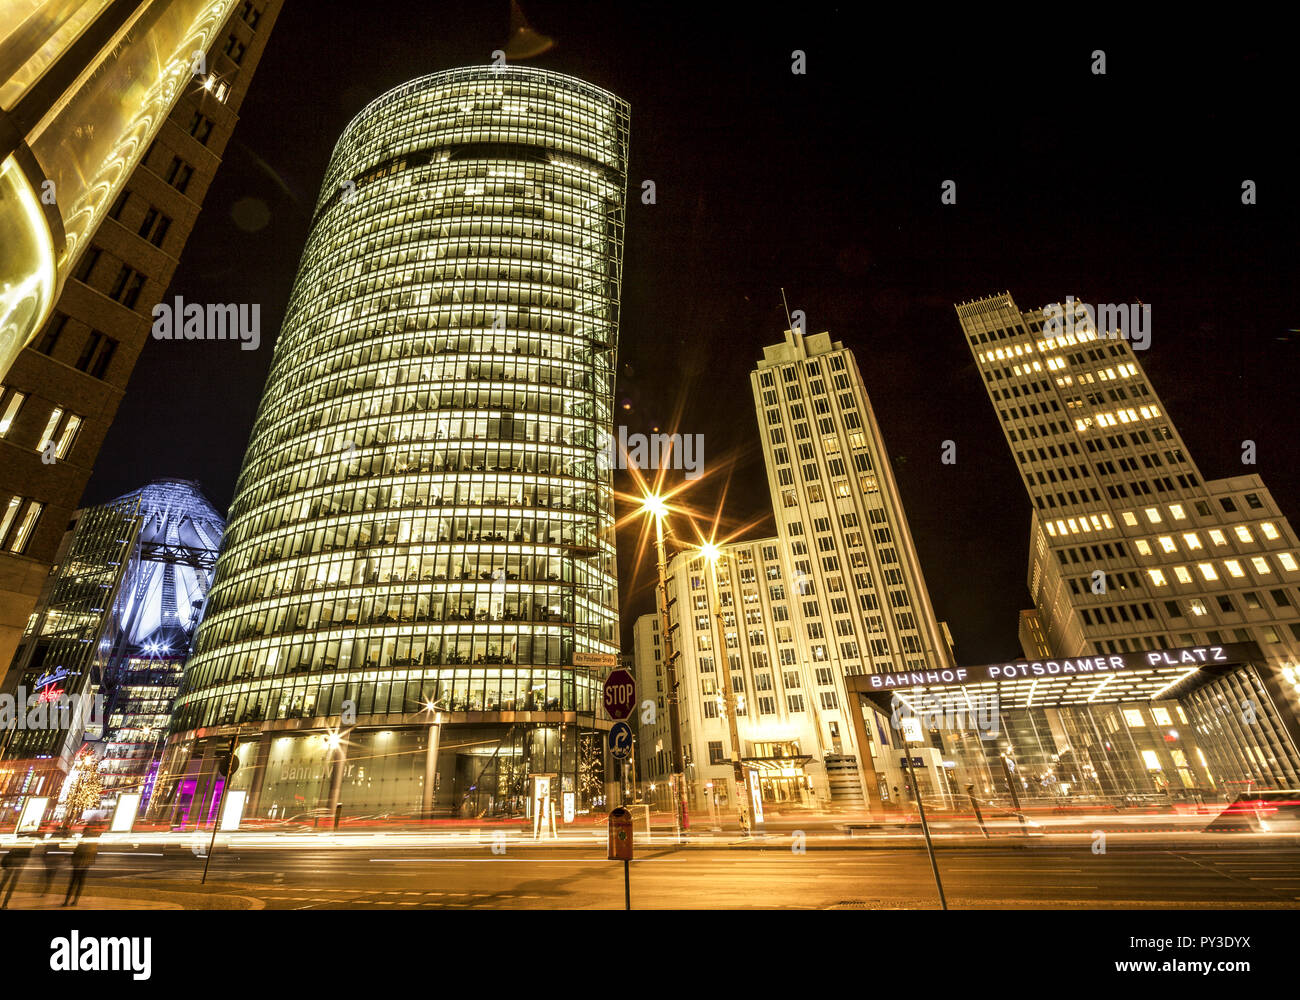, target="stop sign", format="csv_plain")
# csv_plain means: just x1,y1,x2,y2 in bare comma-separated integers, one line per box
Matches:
602,669,636,720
